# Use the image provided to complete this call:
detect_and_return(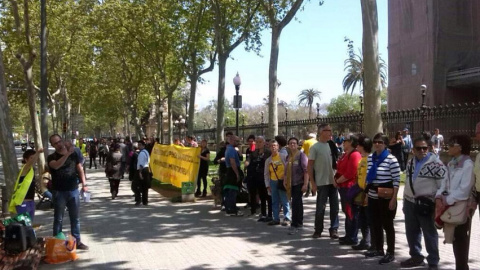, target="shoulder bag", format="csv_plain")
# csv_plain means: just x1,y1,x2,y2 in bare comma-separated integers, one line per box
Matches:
439,172,476,225
270,162,286,191
408,159,435,216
